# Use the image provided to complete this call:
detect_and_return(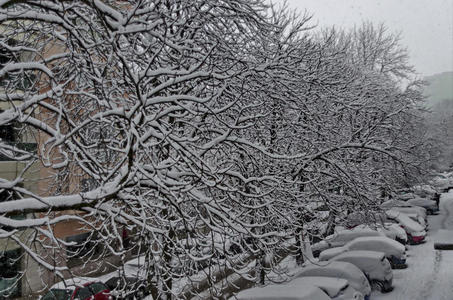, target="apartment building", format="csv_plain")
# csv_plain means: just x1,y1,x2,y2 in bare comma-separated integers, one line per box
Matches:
0,27,129,299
